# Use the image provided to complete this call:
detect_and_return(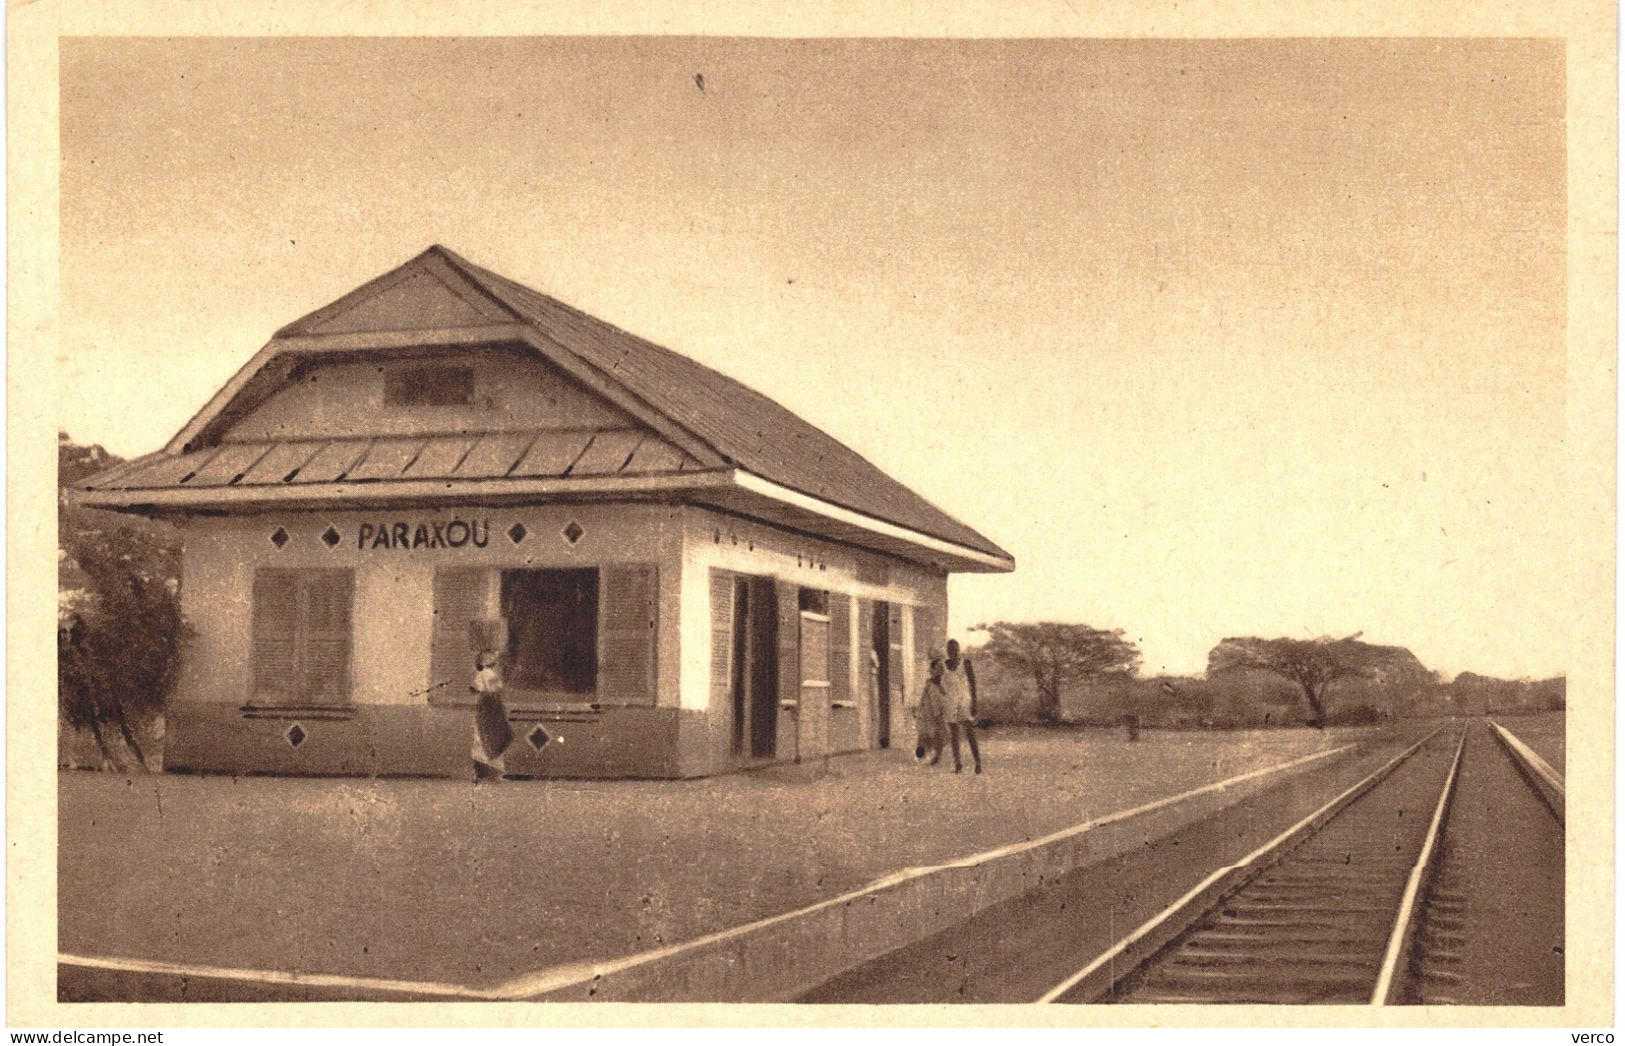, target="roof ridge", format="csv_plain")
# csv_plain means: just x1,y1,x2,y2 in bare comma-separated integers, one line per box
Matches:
440,253,736,469
275,246,524,338
441,251,1007,558
192,244,1008,561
